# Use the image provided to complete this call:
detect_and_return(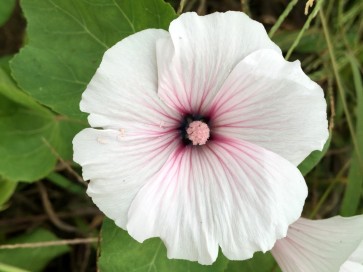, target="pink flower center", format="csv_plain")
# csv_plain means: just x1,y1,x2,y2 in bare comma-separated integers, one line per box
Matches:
186,121,210,145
